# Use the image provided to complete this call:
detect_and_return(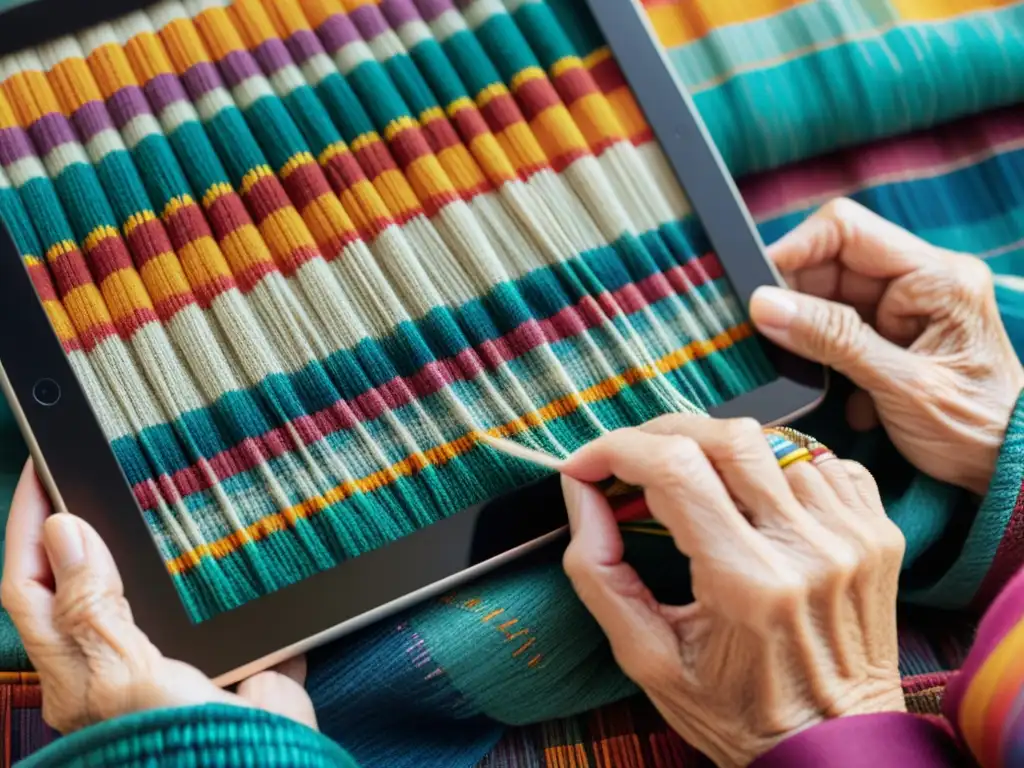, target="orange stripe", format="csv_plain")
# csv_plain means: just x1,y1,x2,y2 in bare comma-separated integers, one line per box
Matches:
165,322,753,576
